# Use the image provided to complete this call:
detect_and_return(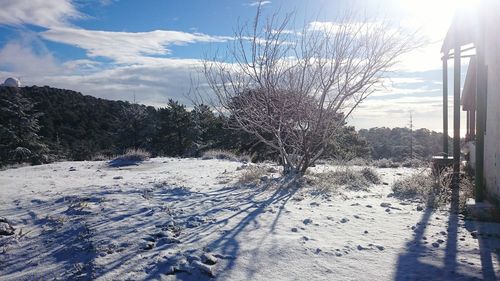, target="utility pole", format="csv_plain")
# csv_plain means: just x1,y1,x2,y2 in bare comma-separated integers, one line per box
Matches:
409,111,414,160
